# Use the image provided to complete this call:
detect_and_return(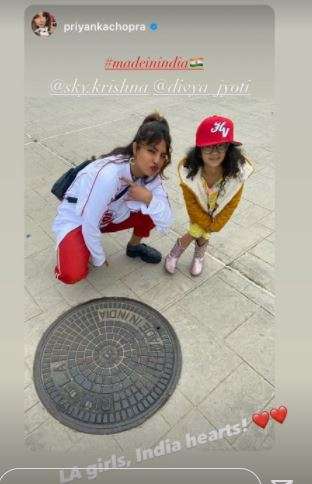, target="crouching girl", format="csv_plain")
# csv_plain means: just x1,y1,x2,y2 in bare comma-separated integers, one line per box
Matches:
52,113,173,284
